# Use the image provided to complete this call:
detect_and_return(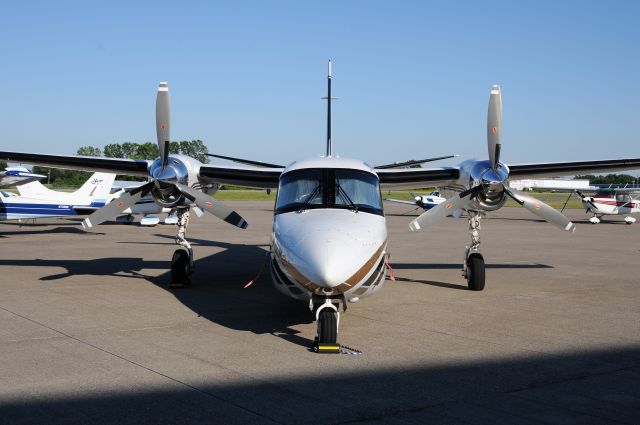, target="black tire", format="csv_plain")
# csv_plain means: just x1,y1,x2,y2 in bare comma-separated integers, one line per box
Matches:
467,254,485,291
171,249,191,287
318,309,338,344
